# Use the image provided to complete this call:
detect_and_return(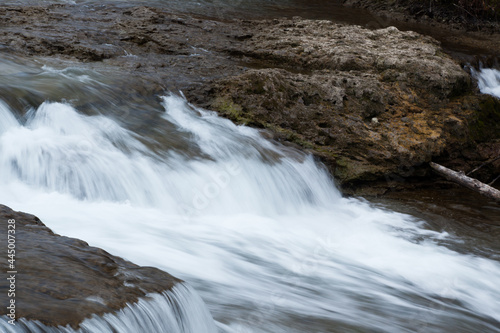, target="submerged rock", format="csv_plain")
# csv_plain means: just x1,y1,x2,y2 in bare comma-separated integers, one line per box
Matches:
0,205,181,329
